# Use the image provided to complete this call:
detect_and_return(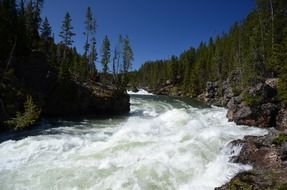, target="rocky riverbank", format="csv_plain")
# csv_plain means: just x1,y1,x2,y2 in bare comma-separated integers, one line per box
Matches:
215,129,287,190
150,76,287,189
